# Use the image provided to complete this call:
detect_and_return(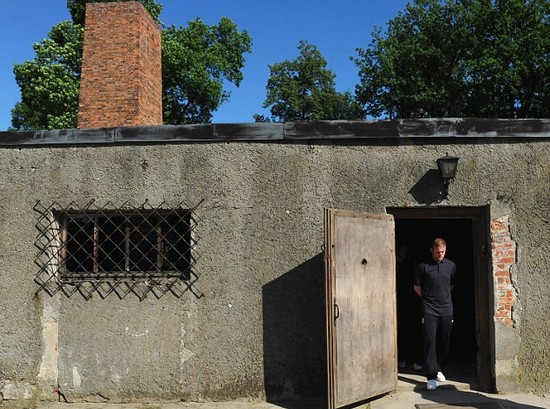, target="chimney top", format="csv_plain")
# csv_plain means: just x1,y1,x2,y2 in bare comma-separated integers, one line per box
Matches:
77,2,163,128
